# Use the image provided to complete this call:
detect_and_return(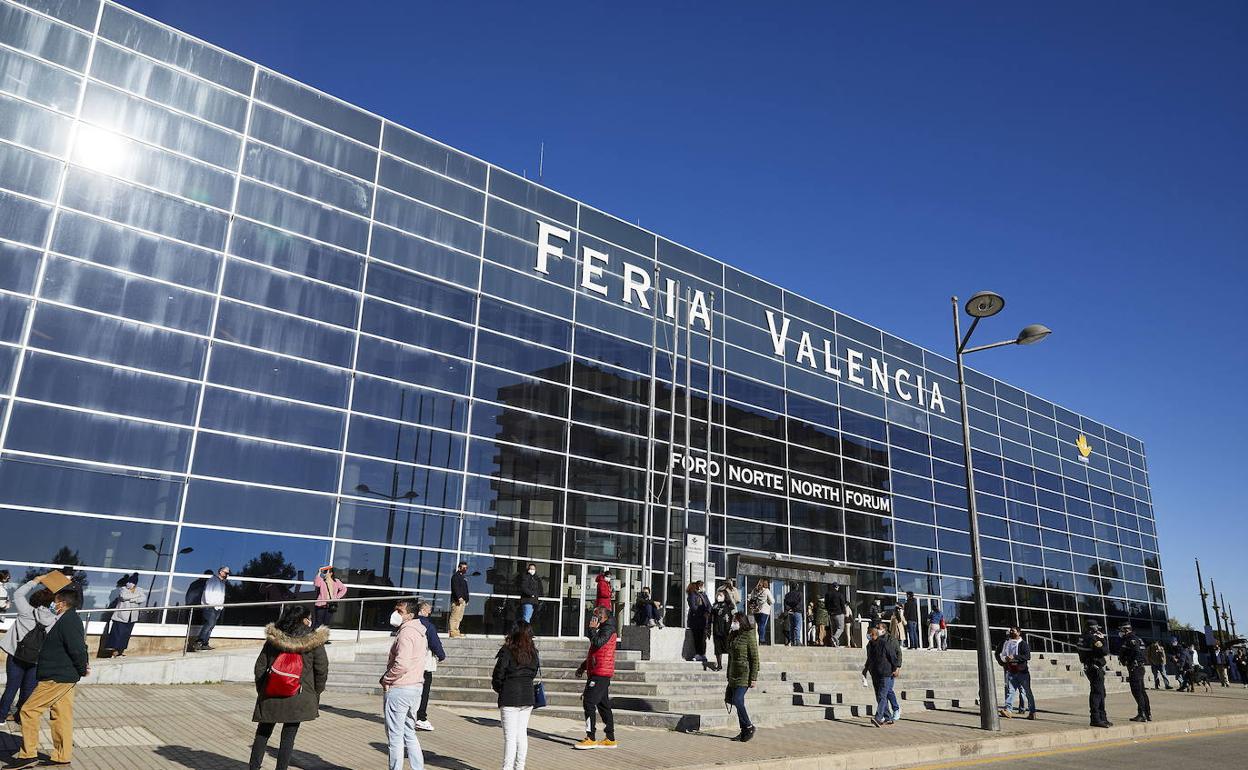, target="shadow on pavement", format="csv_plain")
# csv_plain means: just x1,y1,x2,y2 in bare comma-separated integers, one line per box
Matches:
154,746,248,769
321,704,386,724
458,715,578,748
369,742,480,770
